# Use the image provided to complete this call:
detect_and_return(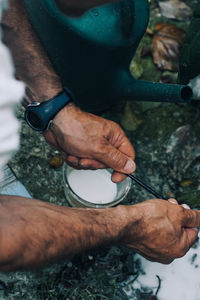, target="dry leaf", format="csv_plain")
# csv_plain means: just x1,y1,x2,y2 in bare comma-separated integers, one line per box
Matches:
152,23,185,71
49,156,63,168
180,180,193,187
146,27,153,35
159,0,192,21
